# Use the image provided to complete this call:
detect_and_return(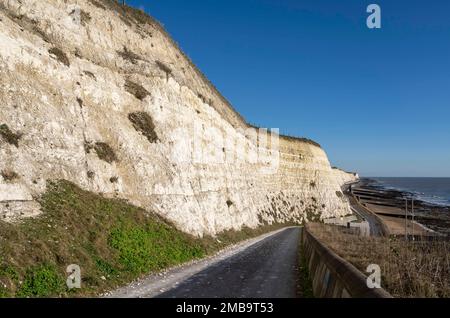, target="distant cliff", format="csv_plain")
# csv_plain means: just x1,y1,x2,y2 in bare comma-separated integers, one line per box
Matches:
0,0,357,236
